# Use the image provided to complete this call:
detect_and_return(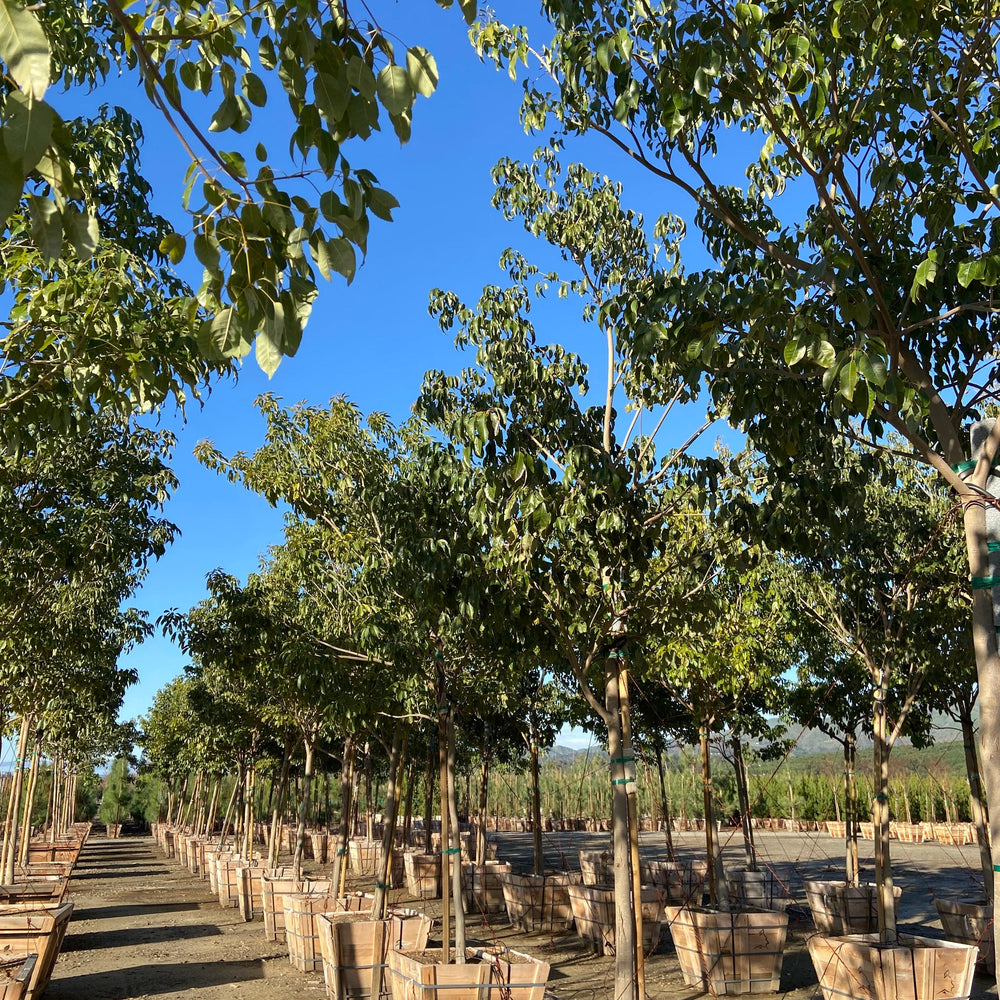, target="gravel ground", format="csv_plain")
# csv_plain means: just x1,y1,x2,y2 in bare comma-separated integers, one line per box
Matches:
38,829,998,1000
